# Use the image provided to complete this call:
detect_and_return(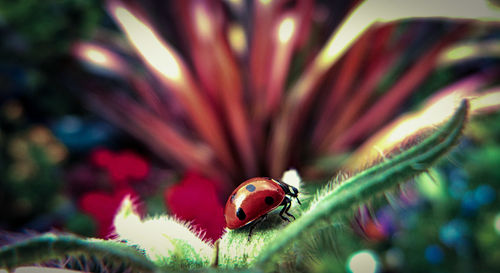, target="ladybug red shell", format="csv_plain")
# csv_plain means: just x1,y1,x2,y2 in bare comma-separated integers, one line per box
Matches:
224,177,301,230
